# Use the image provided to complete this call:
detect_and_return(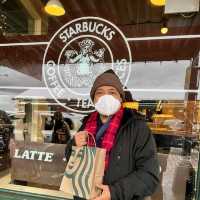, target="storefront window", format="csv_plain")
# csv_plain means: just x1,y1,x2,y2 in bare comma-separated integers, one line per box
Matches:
0,0,200,200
